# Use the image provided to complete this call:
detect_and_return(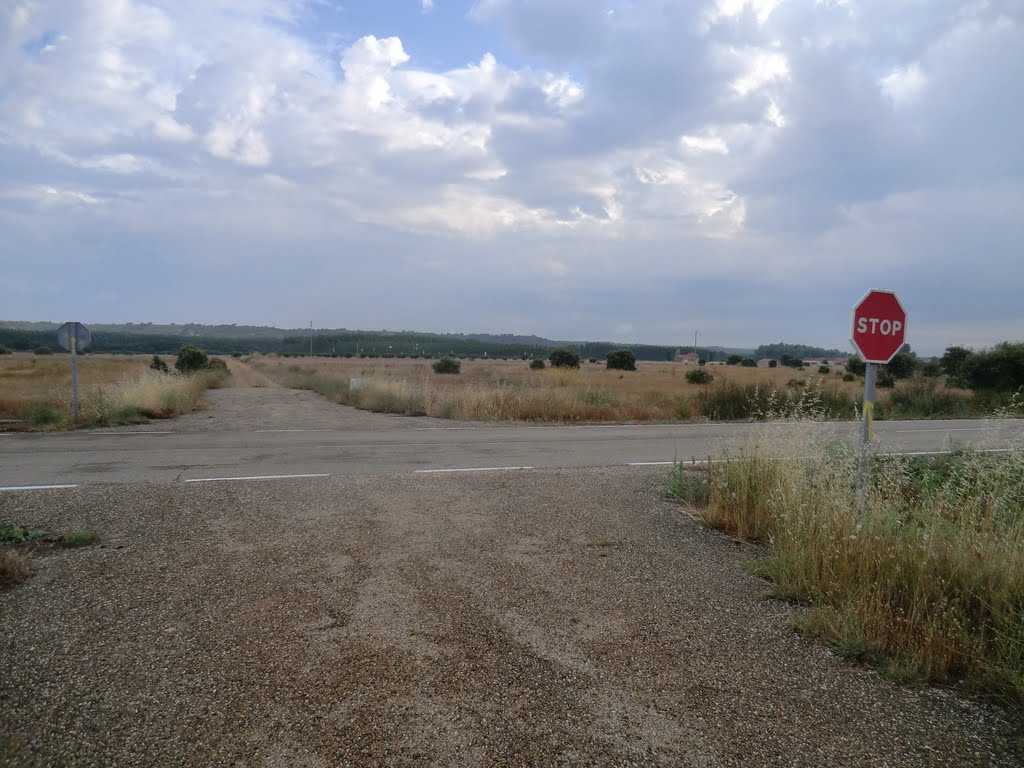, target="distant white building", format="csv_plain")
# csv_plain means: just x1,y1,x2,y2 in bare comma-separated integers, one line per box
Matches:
674,352,700,364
